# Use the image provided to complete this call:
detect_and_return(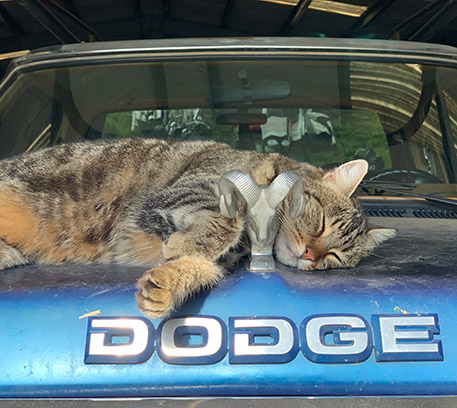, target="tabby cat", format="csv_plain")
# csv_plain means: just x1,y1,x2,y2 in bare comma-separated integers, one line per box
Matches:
0,138,395,318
